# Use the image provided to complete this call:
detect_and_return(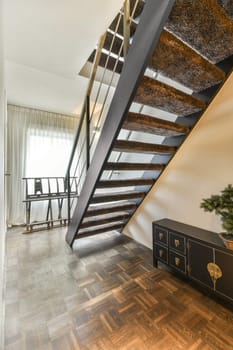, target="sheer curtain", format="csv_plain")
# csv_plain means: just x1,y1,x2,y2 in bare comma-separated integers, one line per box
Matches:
7,105,79,225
